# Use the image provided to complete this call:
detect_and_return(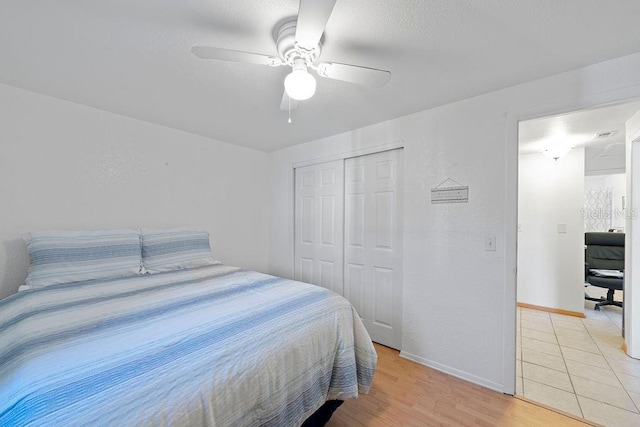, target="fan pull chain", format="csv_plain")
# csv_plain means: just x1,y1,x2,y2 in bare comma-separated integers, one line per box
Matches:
288,96,292,124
